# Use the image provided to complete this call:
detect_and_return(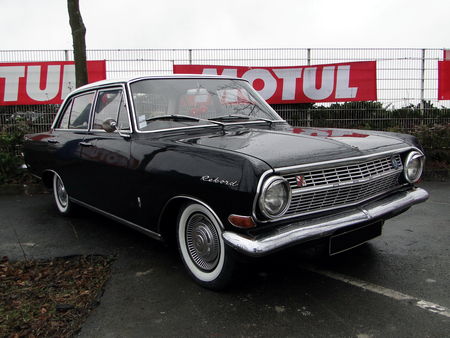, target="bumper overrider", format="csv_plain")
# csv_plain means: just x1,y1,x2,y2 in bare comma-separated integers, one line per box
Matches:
223,187,429,257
